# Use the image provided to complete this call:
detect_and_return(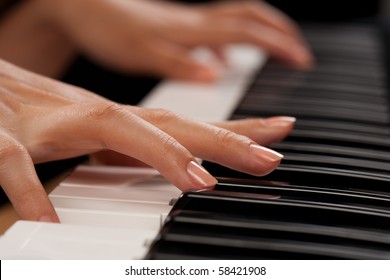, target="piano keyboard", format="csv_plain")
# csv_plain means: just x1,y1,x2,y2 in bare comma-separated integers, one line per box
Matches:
147,23,390,259
1,22,389,259
0,44,265,259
